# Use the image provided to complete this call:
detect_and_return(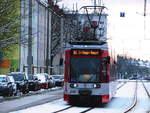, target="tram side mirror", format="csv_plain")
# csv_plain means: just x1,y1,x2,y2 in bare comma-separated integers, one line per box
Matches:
59,58,63,66
107,57,110,64
102,57,110,64
114,61,116,64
